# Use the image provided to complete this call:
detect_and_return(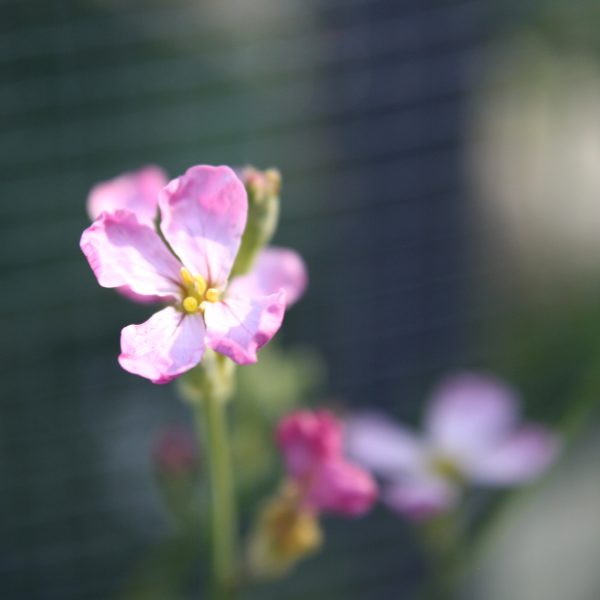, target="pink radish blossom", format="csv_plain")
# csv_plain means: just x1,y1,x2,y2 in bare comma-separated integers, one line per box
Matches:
85,165,307,308
81,165,293,383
